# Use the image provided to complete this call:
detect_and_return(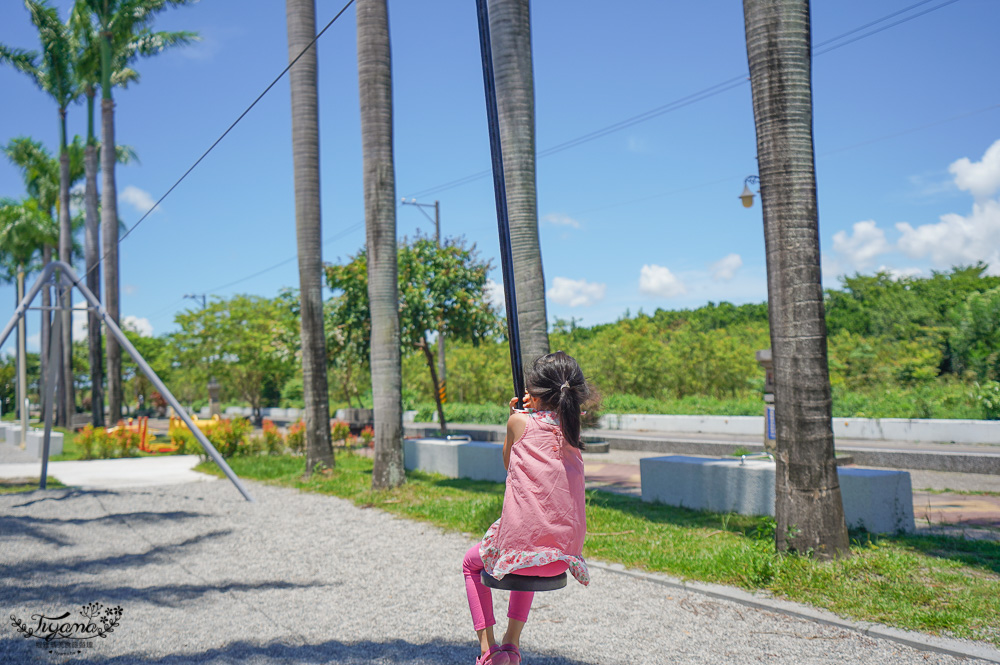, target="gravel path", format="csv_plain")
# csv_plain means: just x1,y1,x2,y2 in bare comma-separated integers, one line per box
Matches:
1,479,994,665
